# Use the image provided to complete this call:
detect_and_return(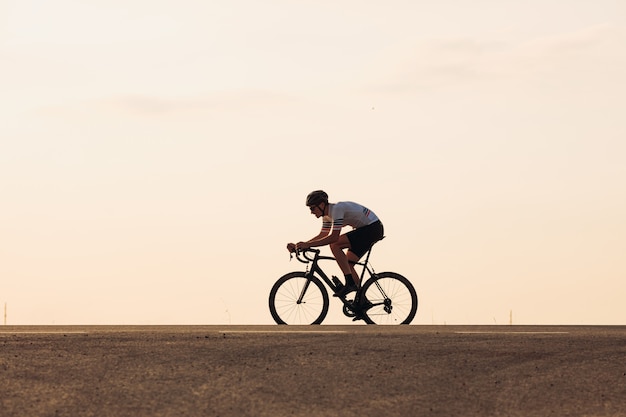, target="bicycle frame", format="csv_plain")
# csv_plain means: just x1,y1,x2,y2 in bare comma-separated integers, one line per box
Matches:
291,248,376,303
